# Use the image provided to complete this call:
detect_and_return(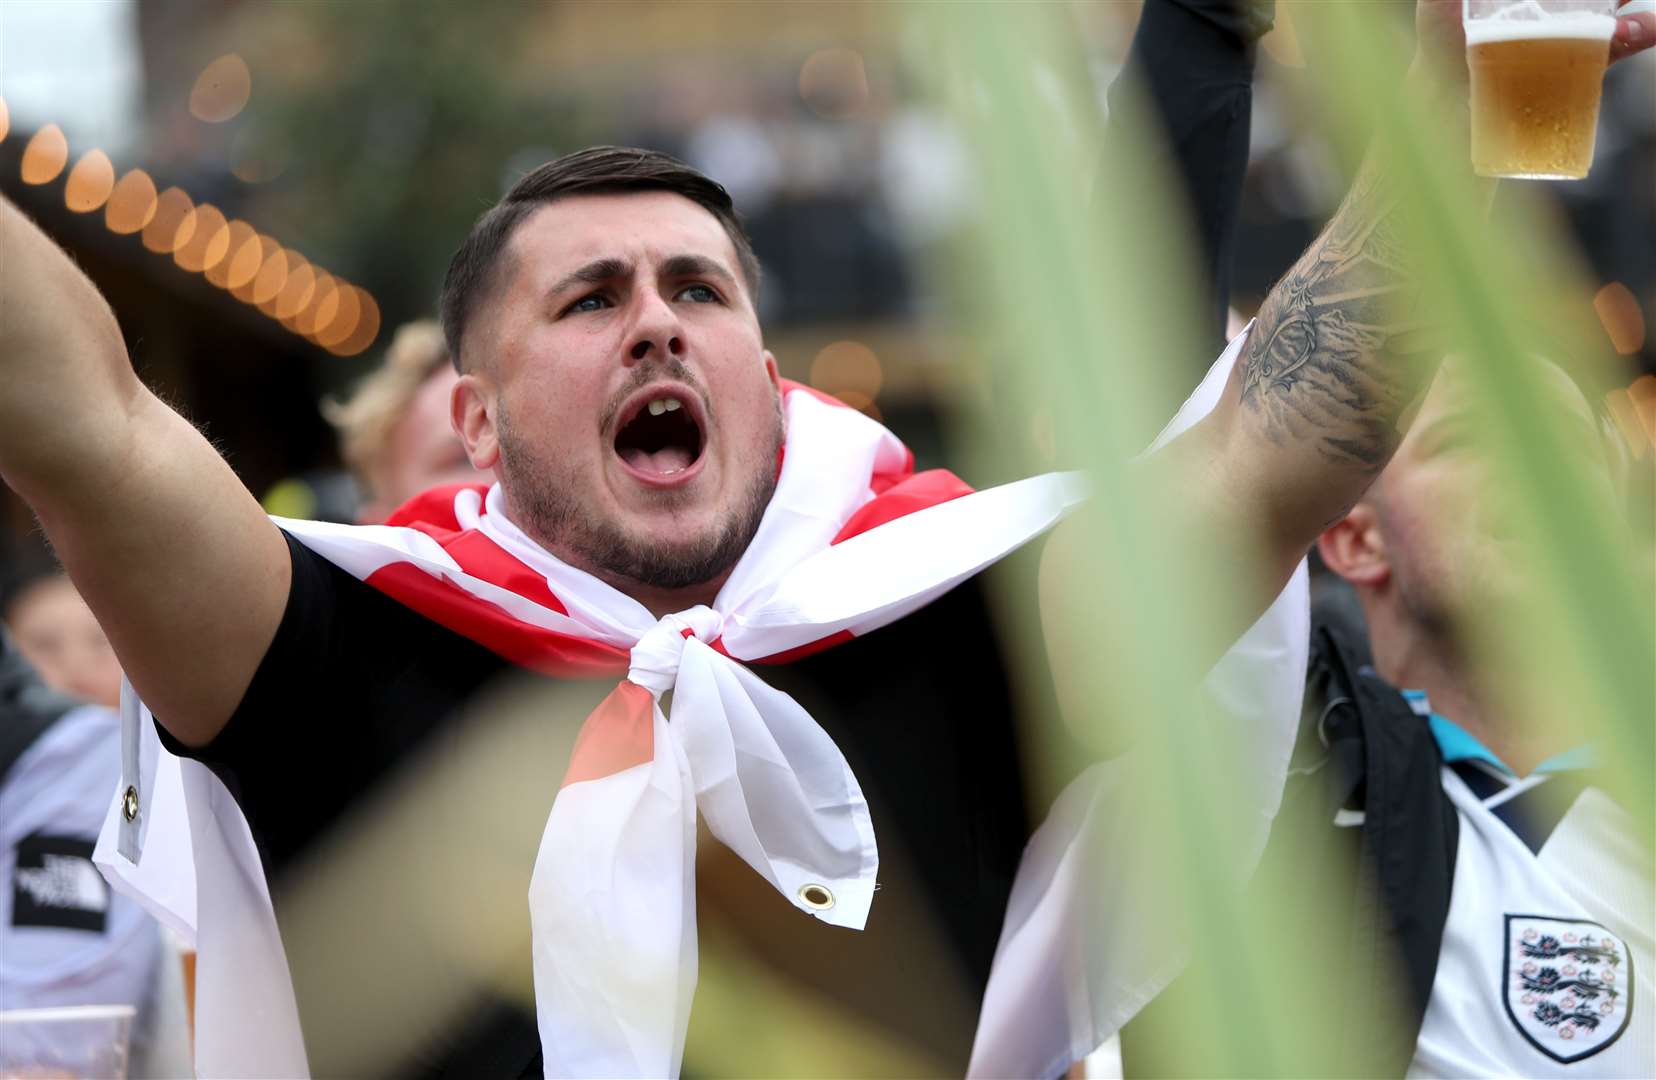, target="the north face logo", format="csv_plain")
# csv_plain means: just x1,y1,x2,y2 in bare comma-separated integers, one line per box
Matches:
11,833,109,933
1504,914,1633,1064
